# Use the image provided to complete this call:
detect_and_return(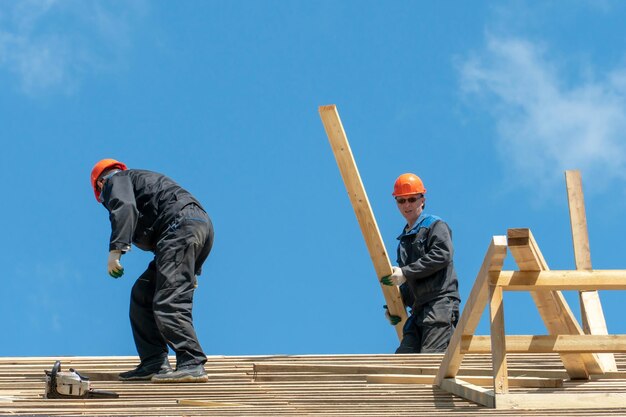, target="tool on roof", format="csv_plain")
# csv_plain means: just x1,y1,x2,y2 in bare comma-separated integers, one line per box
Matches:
44,361,119,399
